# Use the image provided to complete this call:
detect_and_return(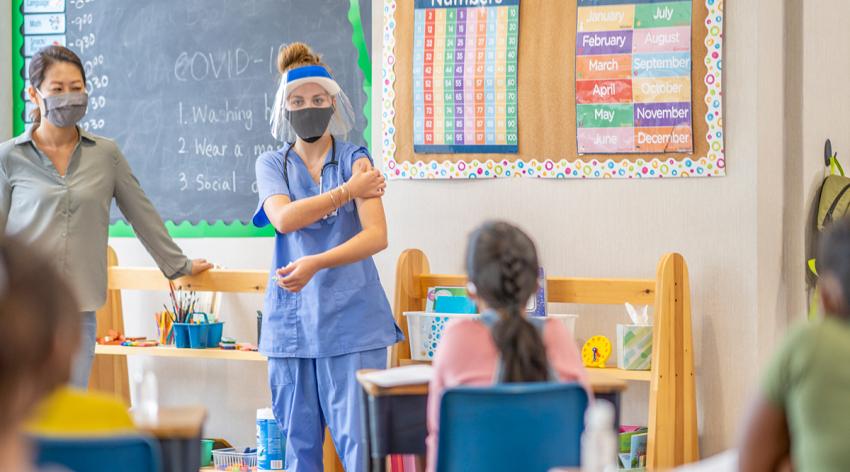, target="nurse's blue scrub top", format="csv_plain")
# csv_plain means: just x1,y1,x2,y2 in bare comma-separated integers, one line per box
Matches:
252,139,403,358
